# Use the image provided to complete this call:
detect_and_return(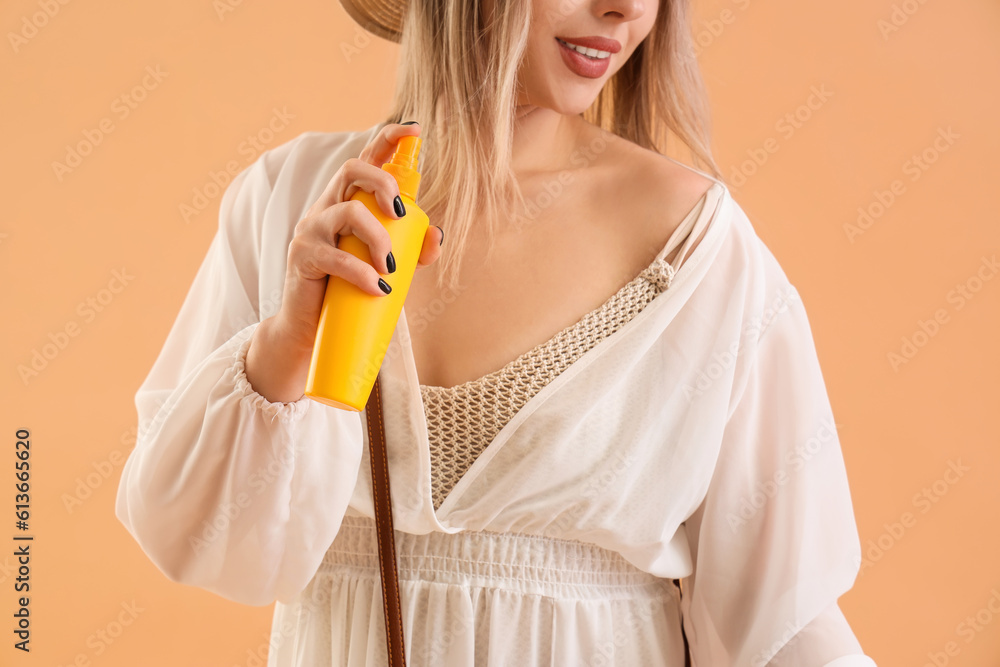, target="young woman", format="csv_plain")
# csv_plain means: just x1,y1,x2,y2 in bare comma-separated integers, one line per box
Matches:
116,0,877,665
